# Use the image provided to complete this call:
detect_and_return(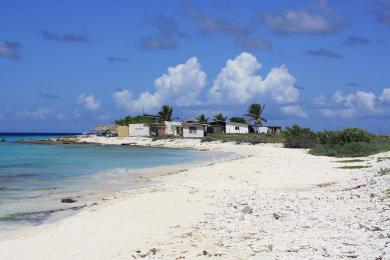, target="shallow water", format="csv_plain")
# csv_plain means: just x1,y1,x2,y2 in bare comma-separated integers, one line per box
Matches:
0,134,209,229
